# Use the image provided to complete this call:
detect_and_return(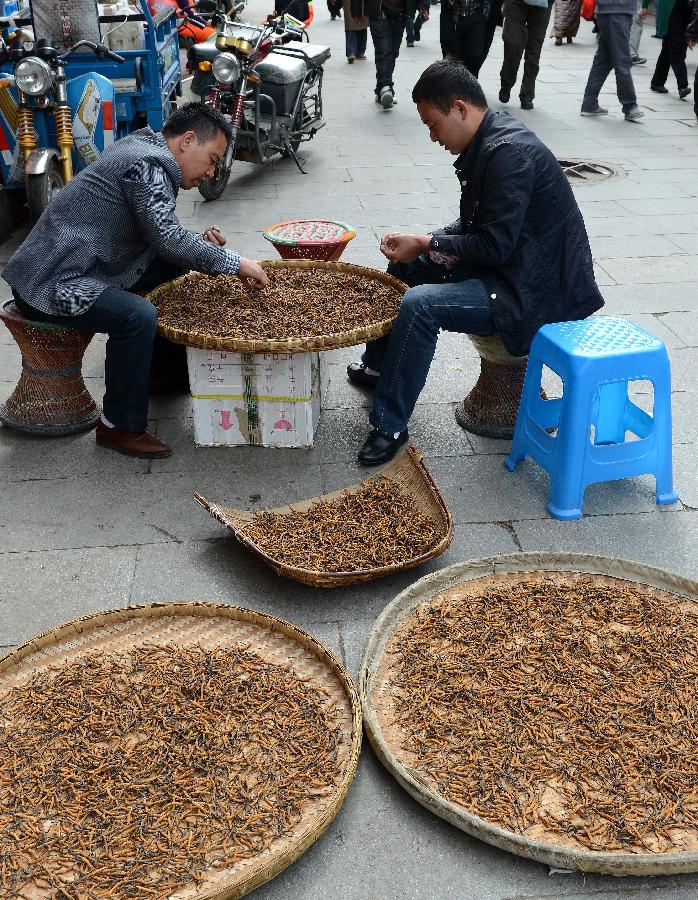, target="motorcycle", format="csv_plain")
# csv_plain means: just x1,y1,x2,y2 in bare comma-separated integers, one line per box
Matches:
0,35,123,222
188,9,330,200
